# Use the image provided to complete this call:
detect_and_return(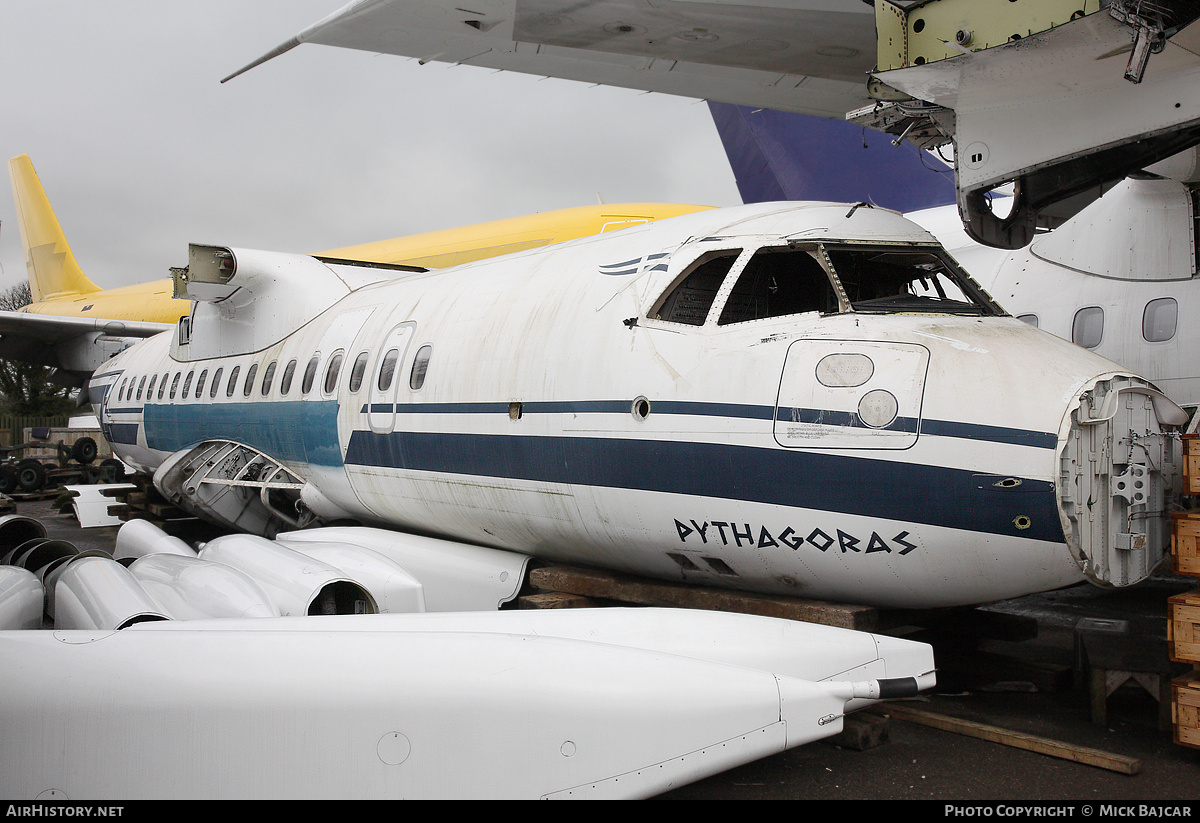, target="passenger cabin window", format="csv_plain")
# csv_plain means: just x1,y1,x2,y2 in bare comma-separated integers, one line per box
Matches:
195,369,208,398
209,368,223,399
717,247,839,325
1143,298,1178,342
824,245,995,315
137,376,146,401
410,345,432,391
301,356,319,395
170,372,181,399
1073,307,1104,349
147,375,157,401
652,250,741,325
281,360,297,395
182,371,194,399
158,373,168,400
324,352,343,395
349,352,369,393
244,364,258,397
261,361,276,396
377,349,399,392
226,366,240,397
119,378,128,402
